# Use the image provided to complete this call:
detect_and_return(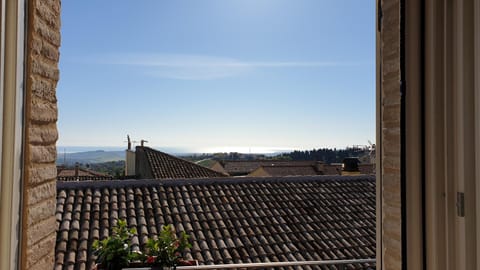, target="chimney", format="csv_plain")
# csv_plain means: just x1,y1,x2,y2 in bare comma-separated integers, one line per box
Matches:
127,135,132,150
125,148,136,176
141,139,148,147
343,157,360,172
74,162,79,180
315,161,325,174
